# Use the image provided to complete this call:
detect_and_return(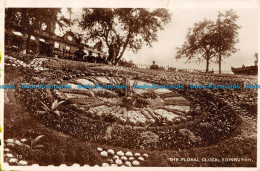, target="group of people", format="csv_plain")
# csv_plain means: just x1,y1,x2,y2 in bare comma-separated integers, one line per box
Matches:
74,47,110,64
74,41,119,65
